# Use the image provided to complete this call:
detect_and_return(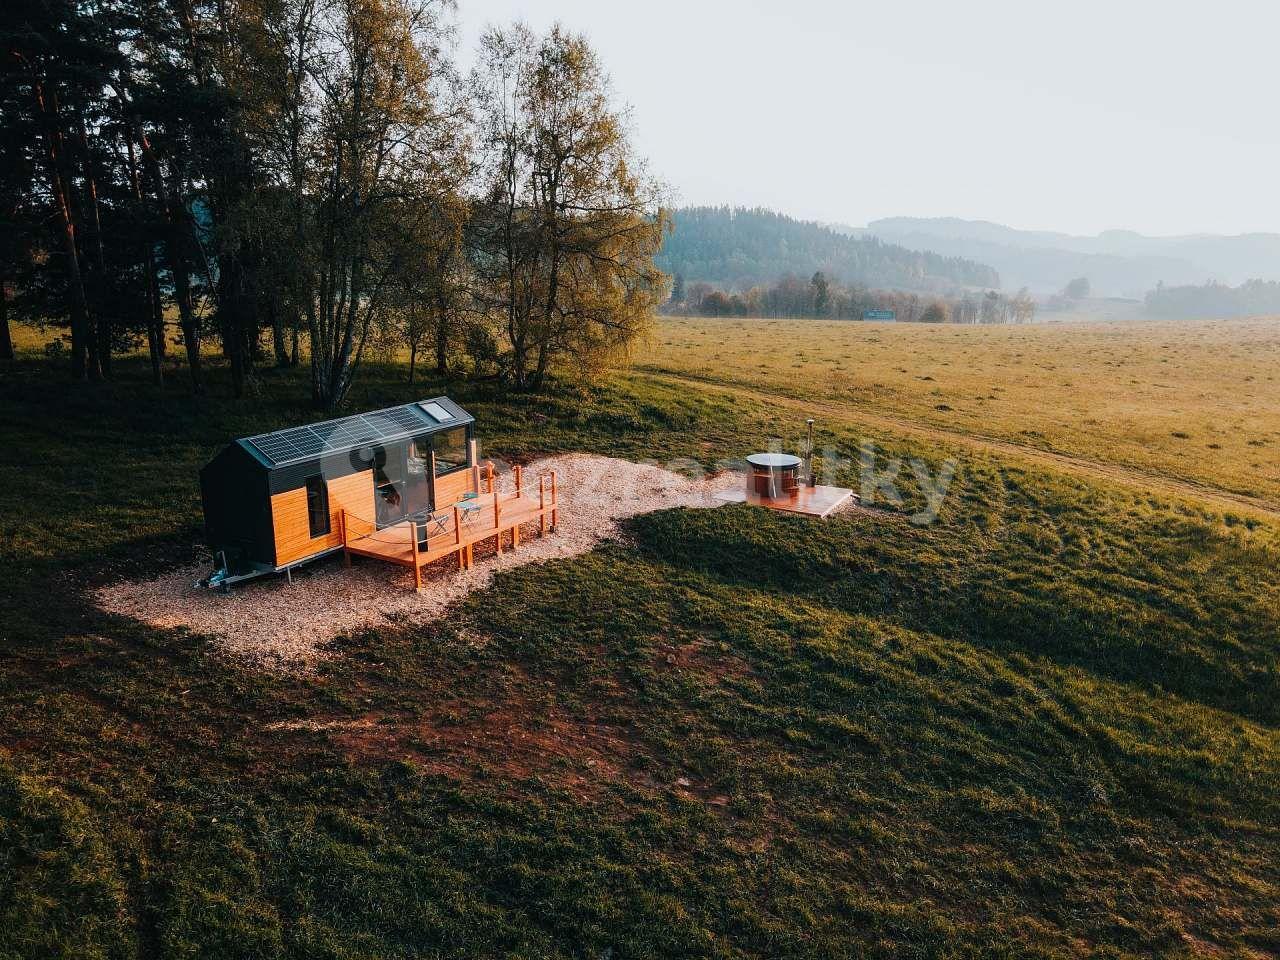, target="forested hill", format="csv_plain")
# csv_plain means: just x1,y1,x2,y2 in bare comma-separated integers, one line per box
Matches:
865,217,1280,297
656,207,1001,292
